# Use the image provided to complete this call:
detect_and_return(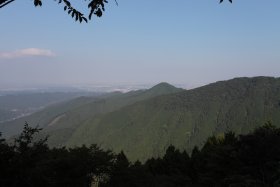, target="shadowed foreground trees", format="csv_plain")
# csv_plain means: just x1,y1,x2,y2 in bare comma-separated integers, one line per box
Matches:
1,122,280,187
0,123,114,187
